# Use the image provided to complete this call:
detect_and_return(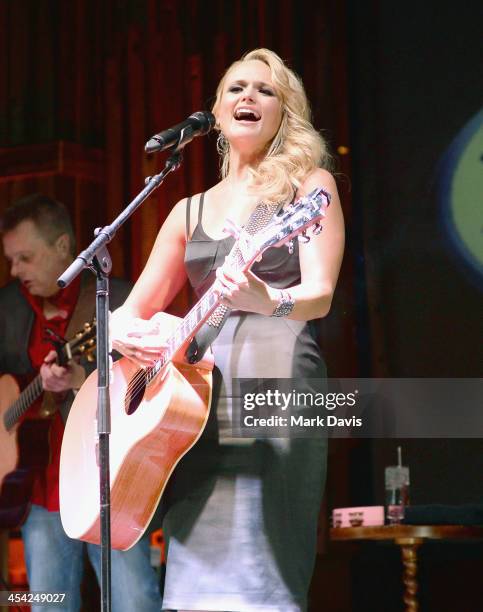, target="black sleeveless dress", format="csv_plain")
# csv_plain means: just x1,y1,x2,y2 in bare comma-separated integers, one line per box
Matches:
161,194,328,612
